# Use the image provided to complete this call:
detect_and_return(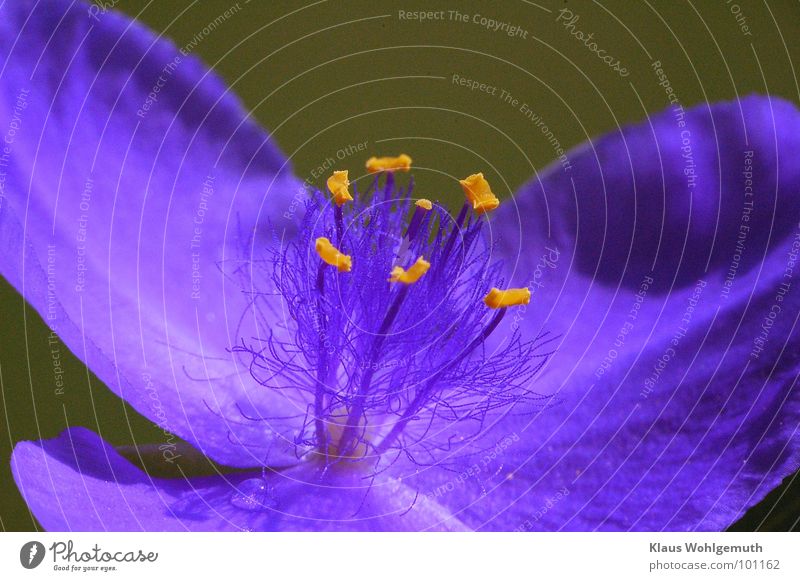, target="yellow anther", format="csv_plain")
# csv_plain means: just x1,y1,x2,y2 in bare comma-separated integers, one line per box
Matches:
460,172,500,214
315,237,352,272
415,198,433,210
389,256,430,284
326,170,353,207
366,154,412,173
483,287,531,309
